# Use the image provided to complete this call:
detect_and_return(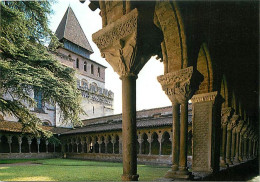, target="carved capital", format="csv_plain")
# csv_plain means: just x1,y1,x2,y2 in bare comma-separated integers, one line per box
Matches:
235,120,244,133
221,107,233,126
227,115,239,131
158,66,203,104
93,8,162,77
191,91,222,105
